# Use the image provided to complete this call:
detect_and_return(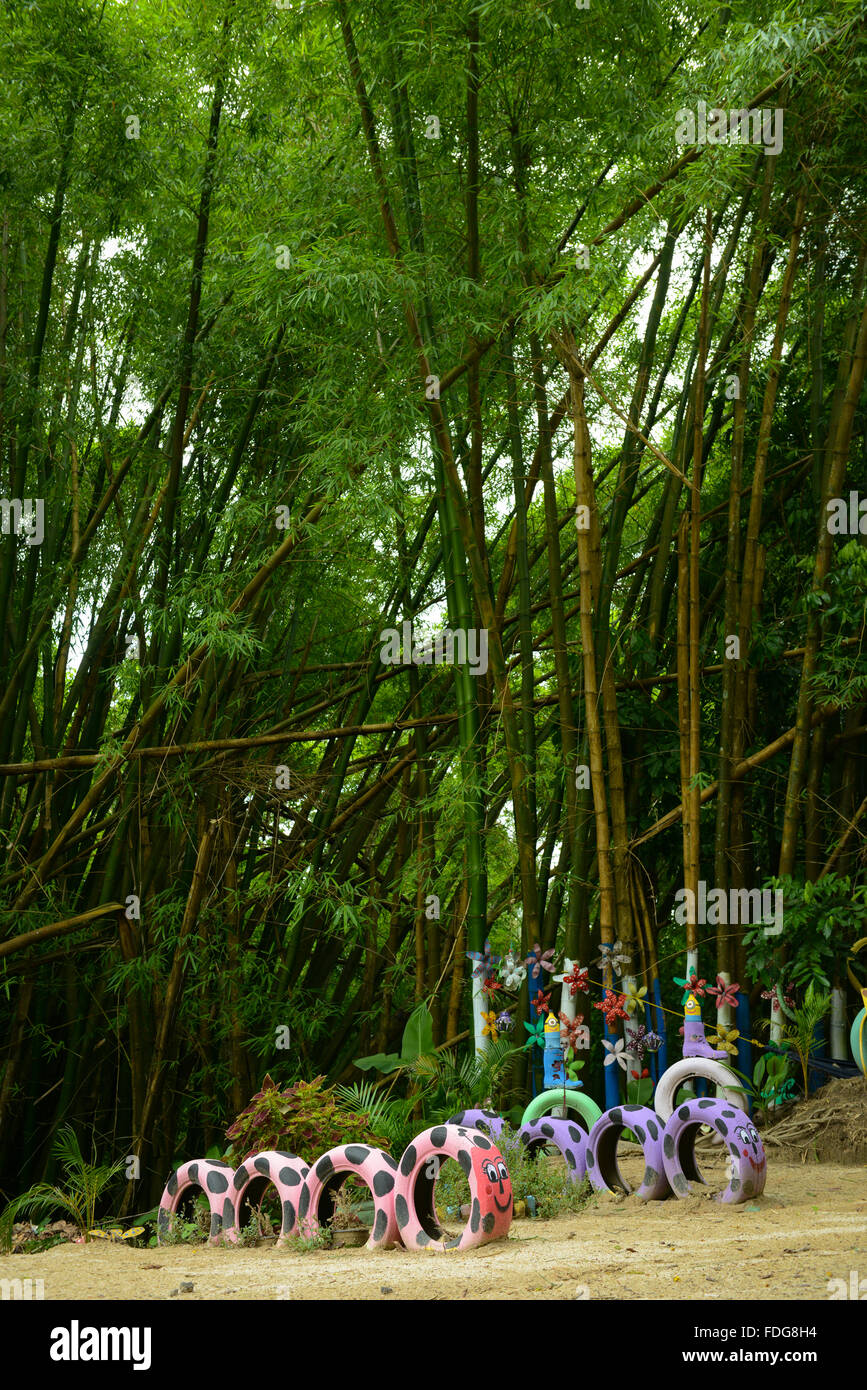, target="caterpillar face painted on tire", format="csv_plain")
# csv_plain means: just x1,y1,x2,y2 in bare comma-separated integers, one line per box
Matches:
394,1124,513,1251
661,1098,767,1203
157,1159,236,1245
222,1150,309,1245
